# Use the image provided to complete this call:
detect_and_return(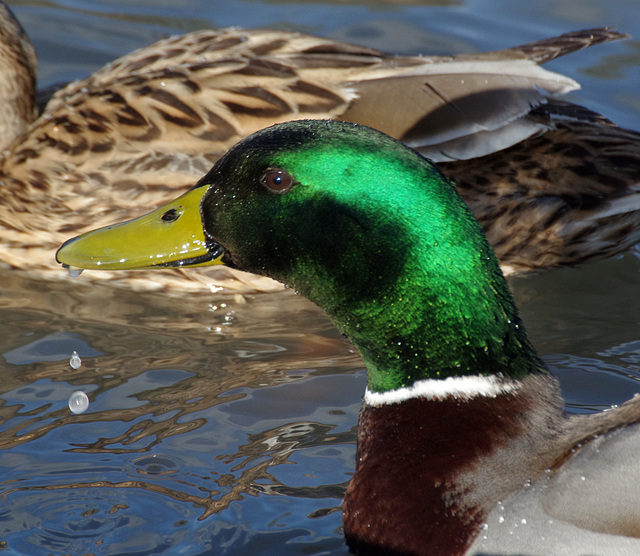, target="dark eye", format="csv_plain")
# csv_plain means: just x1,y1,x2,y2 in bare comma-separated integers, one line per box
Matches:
260,168,294,193
161,208,180,222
